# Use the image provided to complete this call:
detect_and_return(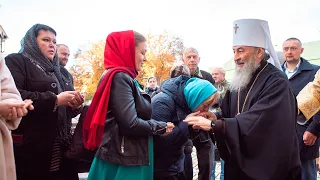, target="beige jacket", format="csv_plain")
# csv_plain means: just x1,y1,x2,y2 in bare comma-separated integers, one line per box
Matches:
0,53,22,180
297,69,320,121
